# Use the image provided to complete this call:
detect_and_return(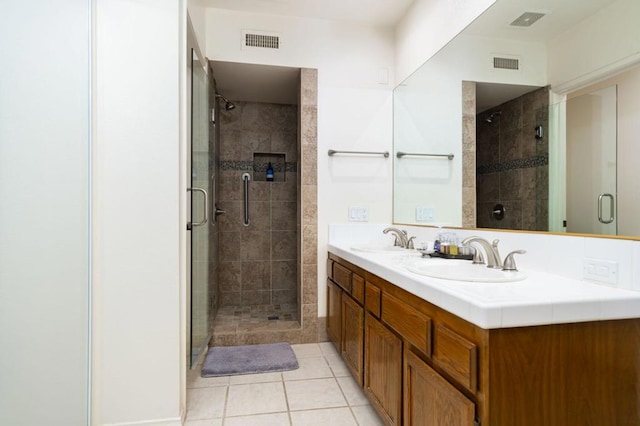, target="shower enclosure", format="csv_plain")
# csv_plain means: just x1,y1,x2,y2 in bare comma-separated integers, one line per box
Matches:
188,45,217,366
206,62,320,347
